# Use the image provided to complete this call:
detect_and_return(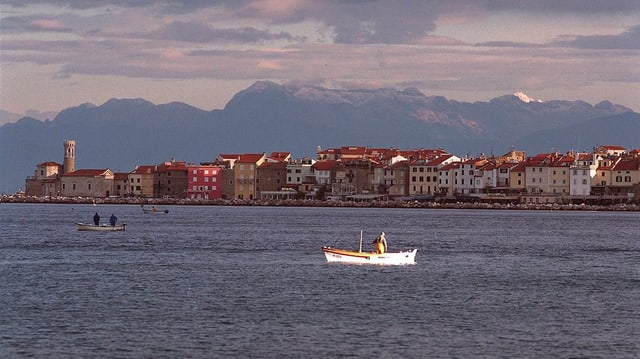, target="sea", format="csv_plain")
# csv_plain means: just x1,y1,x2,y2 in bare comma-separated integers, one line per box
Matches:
1,203,638,358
